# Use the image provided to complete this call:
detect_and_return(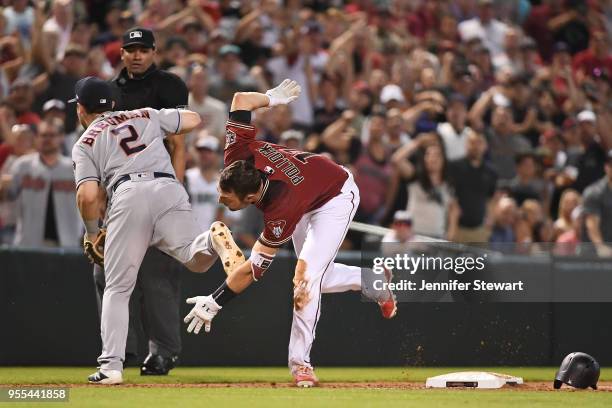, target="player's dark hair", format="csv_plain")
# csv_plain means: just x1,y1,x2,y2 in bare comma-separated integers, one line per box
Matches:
219,160,263,199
